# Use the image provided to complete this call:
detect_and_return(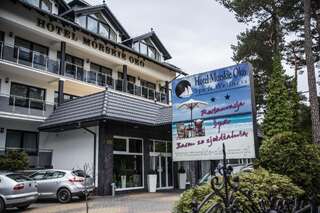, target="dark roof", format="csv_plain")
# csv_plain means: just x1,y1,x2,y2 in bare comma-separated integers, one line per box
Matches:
16,0,187,76
123,31,172,60
67,0,90,8
39,89,172,131
61,4,130,40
